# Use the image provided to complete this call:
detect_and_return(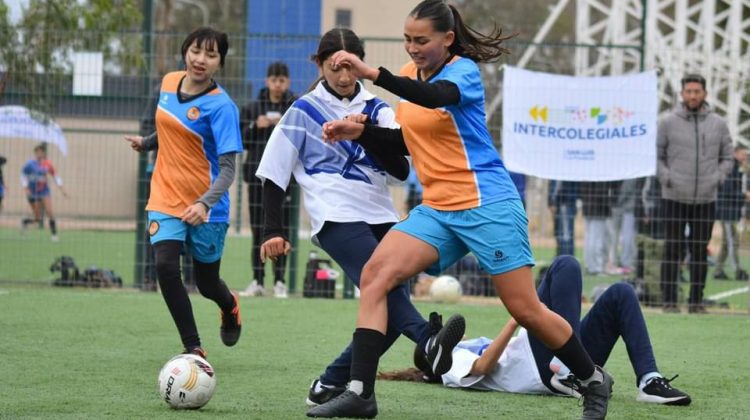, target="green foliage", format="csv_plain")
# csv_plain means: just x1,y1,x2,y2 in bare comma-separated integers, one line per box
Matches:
0,0,143,112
